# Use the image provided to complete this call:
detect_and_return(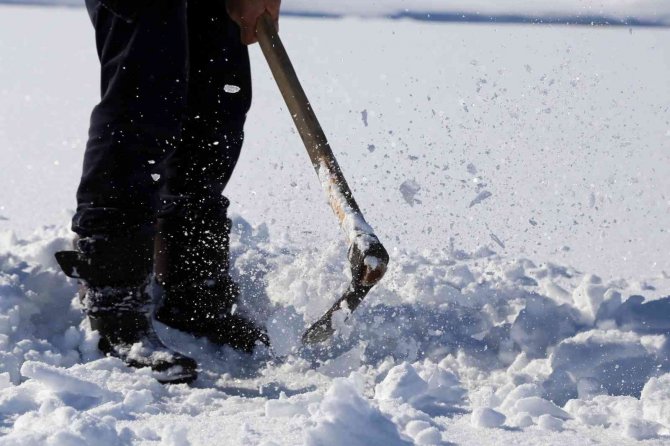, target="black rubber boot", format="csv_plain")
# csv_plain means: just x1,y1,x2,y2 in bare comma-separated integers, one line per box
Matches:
55,235,198,384
154,195,269,352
